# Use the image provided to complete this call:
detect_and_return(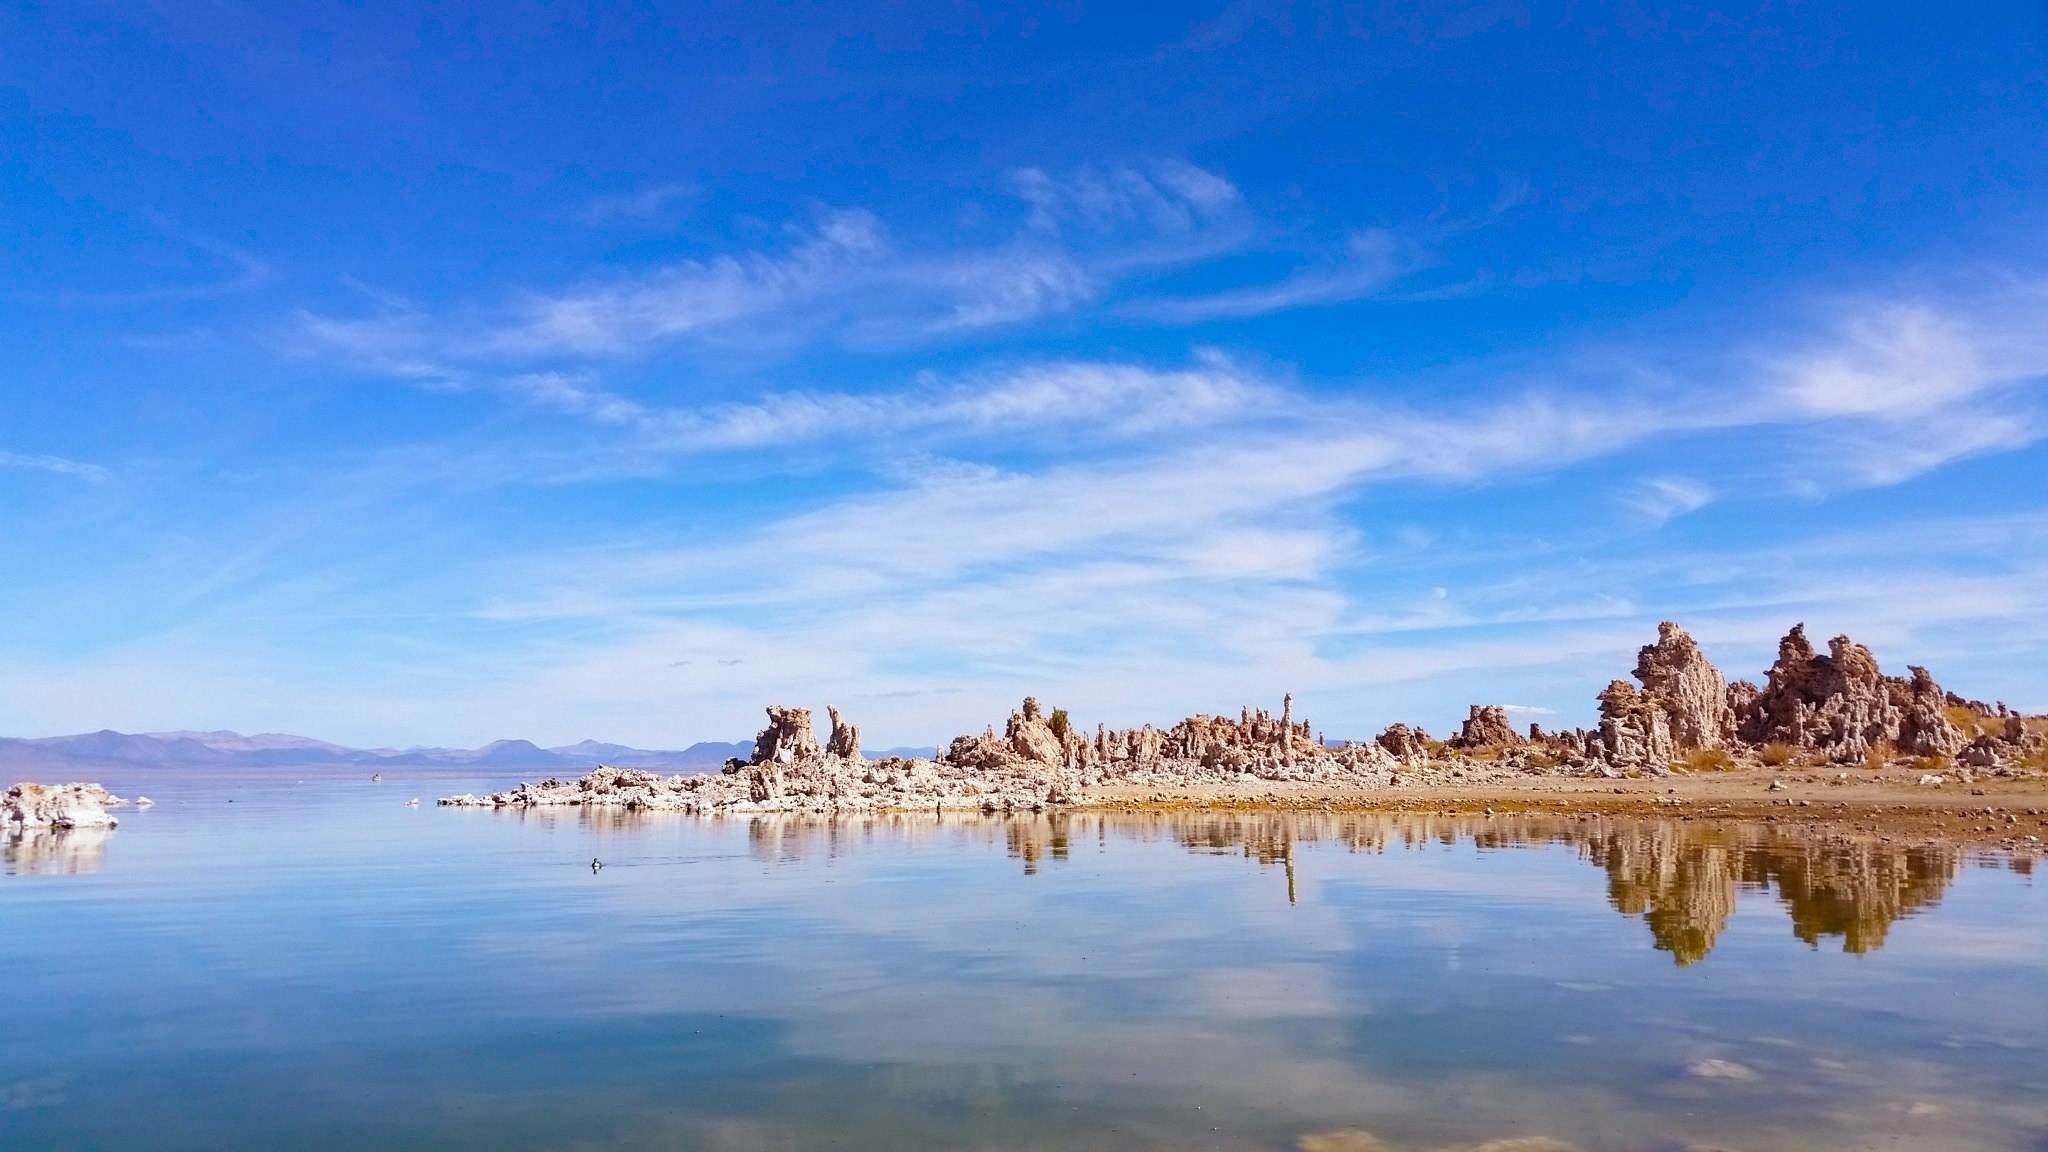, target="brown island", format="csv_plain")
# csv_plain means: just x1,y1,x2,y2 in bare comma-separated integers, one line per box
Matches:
441,621,2048,850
